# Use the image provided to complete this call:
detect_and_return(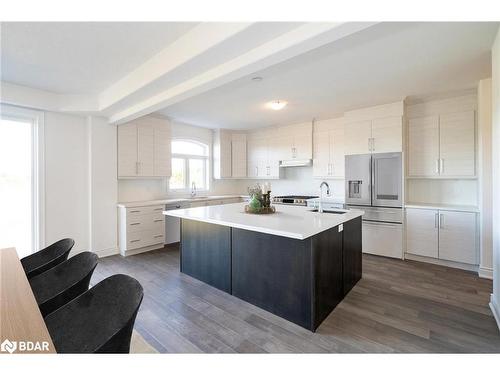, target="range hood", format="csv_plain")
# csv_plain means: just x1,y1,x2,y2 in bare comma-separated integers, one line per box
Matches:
279,159,312,167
